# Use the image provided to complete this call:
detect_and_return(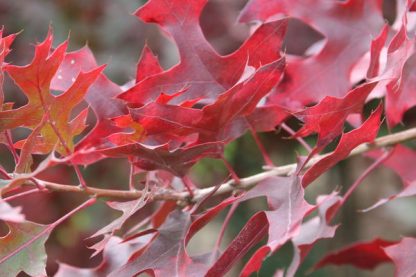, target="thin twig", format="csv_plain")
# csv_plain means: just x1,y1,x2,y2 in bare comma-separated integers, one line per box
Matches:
213,202,239,253
281,123,313,153
6,126,416,203
250,128,274,166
